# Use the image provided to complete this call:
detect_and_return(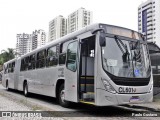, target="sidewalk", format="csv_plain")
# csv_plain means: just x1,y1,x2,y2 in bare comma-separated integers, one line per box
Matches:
0,93,31,111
